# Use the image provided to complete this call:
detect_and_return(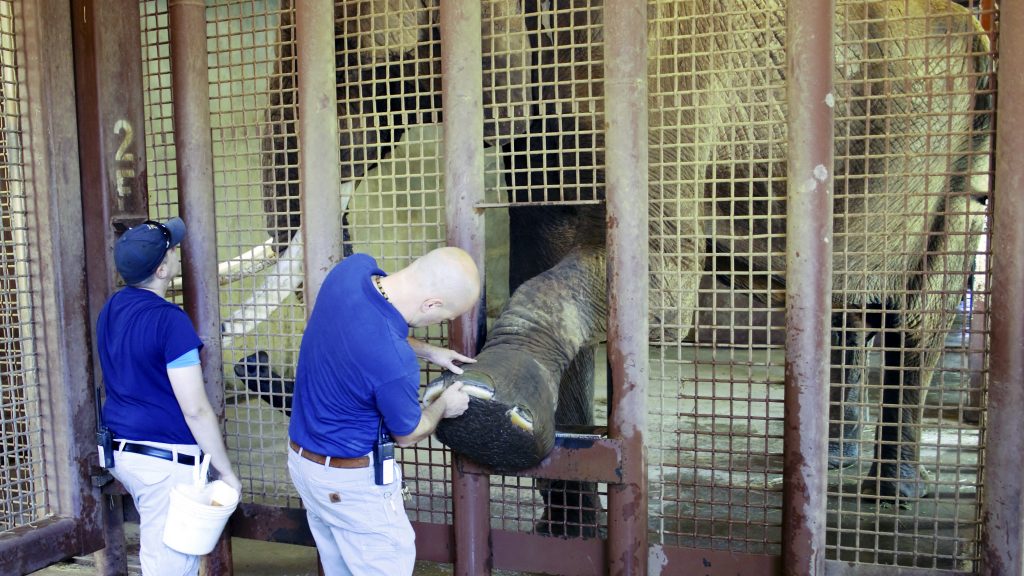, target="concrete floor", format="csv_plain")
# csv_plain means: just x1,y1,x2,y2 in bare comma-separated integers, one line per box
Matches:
32,525,532,576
